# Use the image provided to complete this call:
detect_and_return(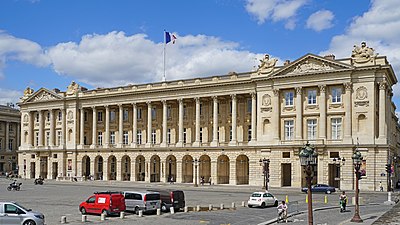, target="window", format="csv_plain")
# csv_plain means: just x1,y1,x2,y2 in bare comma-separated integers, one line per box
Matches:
284,120,294,140
151,108,156,120
98,132,103,145
217,127,220,141
5,204,21,214
137,130,142,144
167,106,172,119
332,88,342,103
307,119,317,140
0,138,2,150
110,131,115,145
217,103,220,114
123,131,129,144
183,128,187,144
229,126,232,141
199,127,203,143
36,113,39,122
123,109,129,121
35,132,39,146
248,125,252,141
8,139,13,150
200,103,203,115
247,99,252,113
137,108,142,120
97,111,103,122
8,124,13,133
151,129,156,144
84,111,87,122
46,131,50,146
167,128,171,144
283,152,290,158
47,112,50,122
331,118,342,140
110,111,116,121
58,111,62,121
229,101,232,114
285,92,294,106
183,105,187,118
57,131,62,146
308,90,317,105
